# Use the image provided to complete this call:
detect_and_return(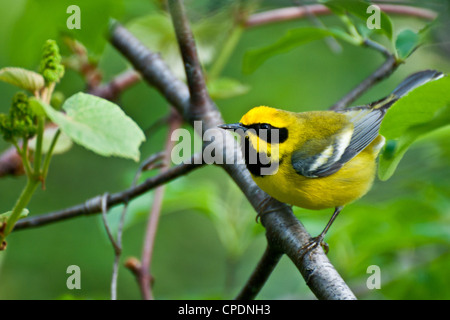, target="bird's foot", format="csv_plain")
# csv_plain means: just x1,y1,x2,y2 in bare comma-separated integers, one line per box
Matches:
300,235,329,259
